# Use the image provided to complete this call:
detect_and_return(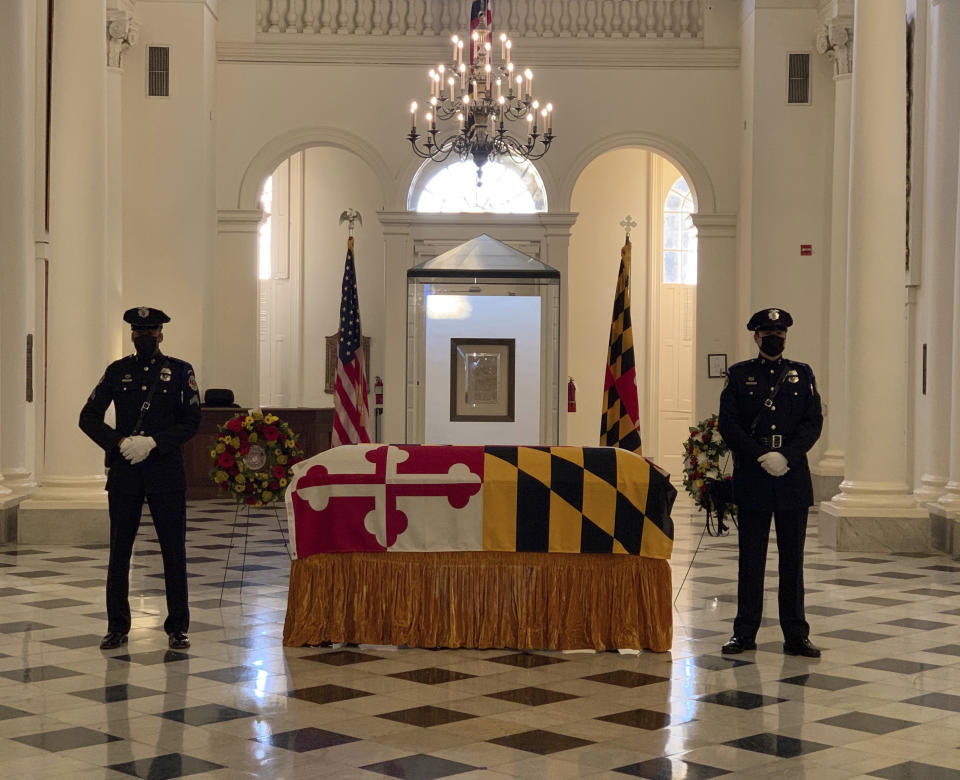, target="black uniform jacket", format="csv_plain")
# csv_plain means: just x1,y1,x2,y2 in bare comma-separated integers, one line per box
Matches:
79,352,201,495
718,356,823,511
